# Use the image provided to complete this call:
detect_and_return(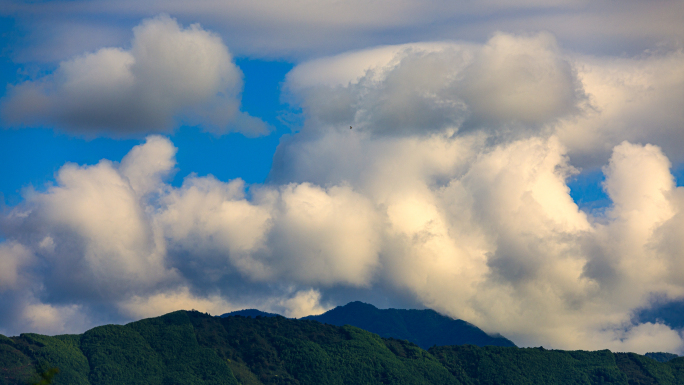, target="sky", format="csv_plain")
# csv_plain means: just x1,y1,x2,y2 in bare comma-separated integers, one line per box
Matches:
1,0,684,355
